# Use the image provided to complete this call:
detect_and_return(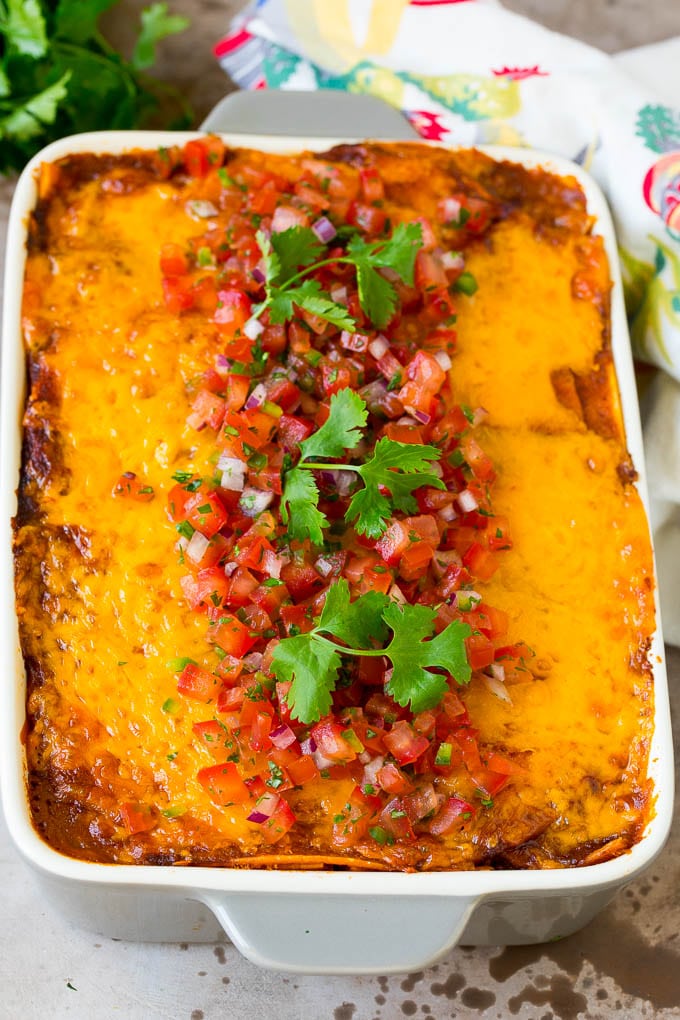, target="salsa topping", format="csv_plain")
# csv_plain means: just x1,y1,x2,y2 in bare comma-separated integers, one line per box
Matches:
133,137,535,850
